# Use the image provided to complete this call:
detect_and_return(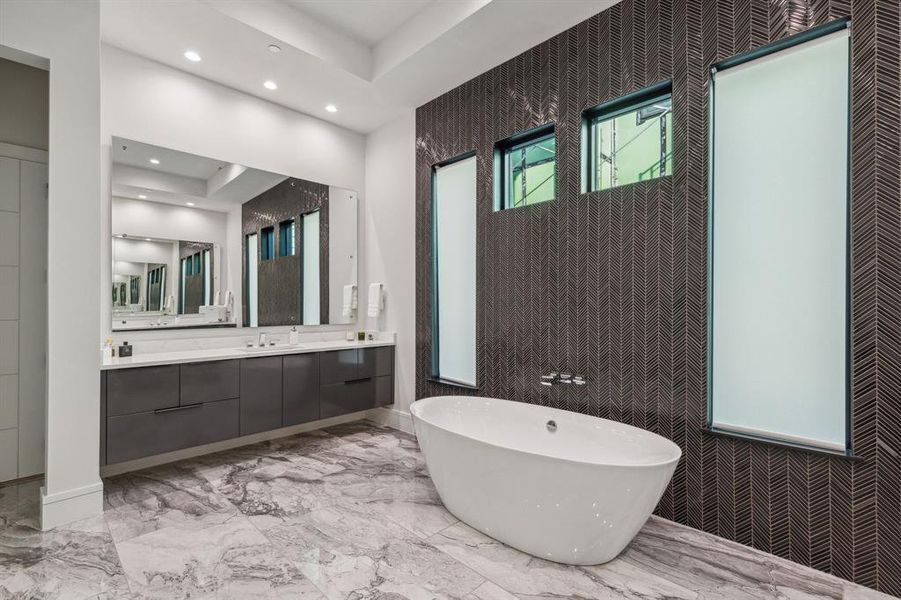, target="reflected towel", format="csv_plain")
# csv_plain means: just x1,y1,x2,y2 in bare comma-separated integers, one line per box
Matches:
342,284,357,318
